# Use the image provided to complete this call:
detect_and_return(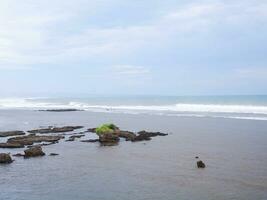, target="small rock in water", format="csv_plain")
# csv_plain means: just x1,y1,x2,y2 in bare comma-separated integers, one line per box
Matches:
24,146,45,158
195,156,199,159
49,153,59,156
197,160,206,168
0,153,13,164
